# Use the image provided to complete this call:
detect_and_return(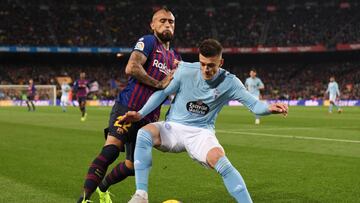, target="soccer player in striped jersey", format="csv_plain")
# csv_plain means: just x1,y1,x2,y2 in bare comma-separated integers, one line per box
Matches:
77,7,181,203
123,39,288,203
325,76,342,113
245,69,264,124
26,79,36,111
73,72,89,121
